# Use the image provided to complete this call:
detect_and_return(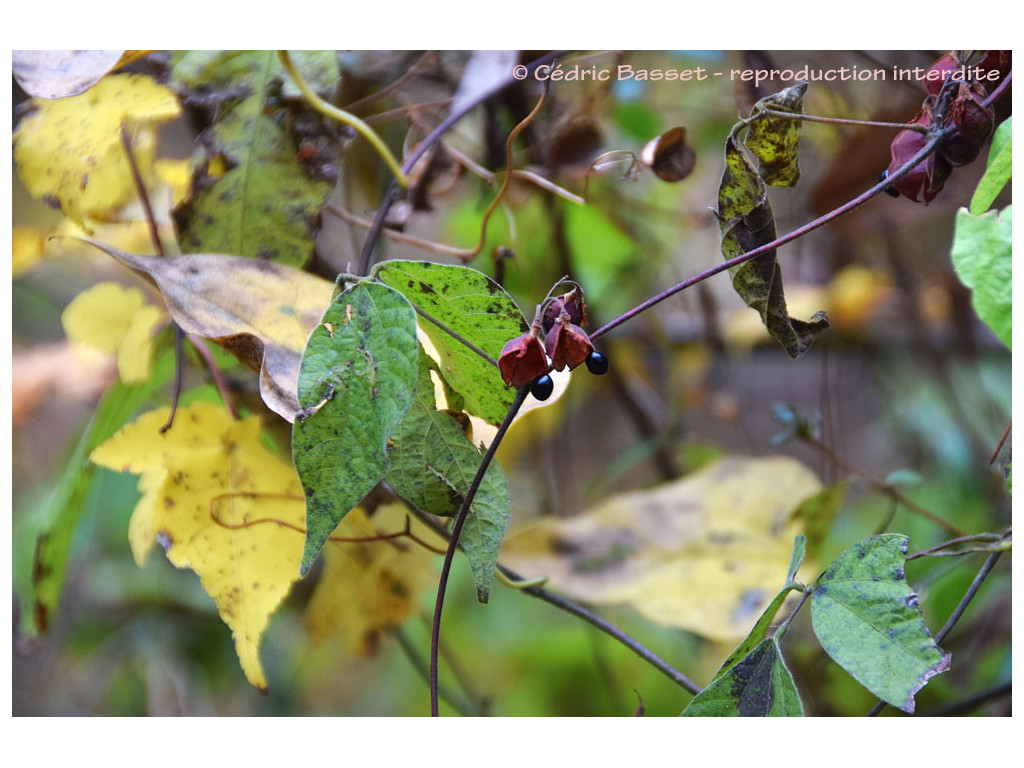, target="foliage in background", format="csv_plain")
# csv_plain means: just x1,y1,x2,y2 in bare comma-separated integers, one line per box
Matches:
12,49,1011,716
